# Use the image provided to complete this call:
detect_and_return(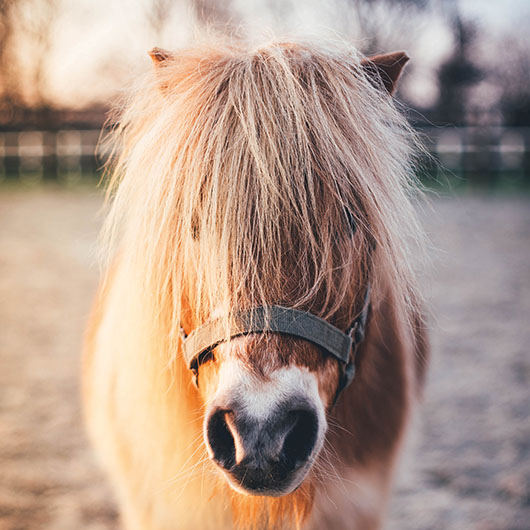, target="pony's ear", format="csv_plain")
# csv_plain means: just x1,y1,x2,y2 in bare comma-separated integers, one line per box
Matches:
149,47,174,67
361,51,409,95
149,48,176,94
